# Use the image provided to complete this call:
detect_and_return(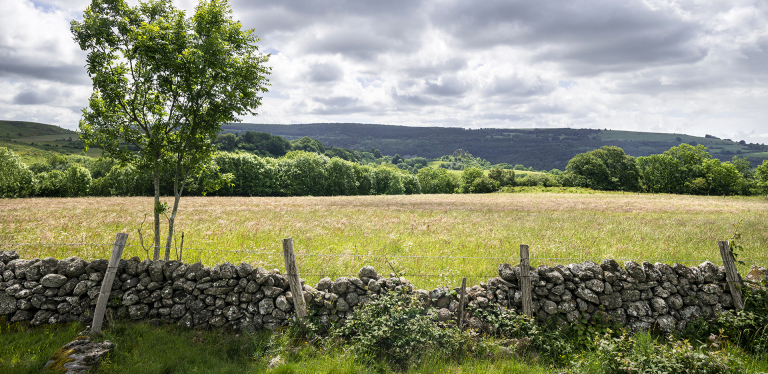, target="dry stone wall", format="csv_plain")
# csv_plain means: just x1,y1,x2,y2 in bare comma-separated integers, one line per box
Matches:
0,250,765,334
